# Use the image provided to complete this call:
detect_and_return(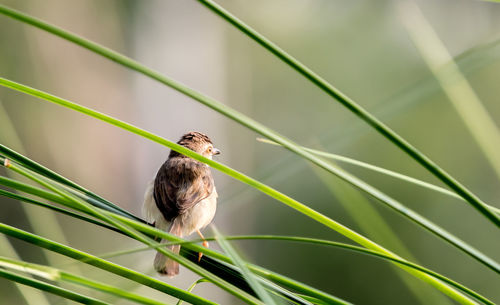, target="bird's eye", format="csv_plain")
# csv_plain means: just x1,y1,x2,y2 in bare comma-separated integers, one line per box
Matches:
207,147,212,152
